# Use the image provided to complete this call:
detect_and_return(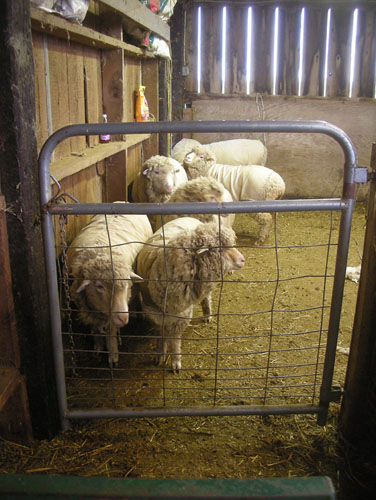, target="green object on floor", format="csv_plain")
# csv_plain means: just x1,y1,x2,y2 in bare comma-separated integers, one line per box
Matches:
0,474,335,499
